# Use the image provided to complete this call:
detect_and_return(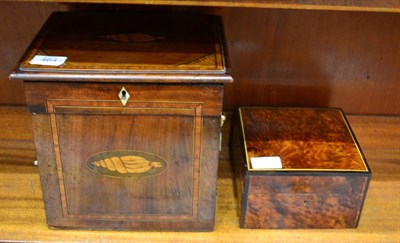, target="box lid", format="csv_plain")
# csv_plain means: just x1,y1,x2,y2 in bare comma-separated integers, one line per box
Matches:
239,107,369,172
10,12,232,83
